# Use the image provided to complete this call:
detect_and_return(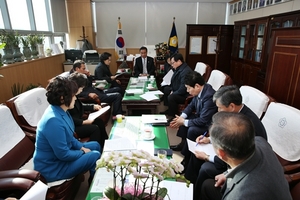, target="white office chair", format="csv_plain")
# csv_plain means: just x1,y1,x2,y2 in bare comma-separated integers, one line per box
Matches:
194,62,212,82
240,85,270,119
207,70,232,91
261,102,300,163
